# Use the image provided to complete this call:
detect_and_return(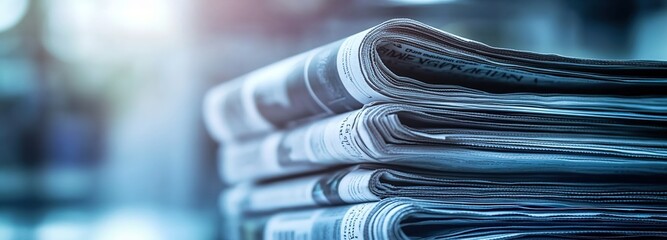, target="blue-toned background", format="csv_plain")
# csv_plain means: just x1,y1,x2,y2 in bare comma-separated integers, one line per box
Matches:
1,0,666,239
